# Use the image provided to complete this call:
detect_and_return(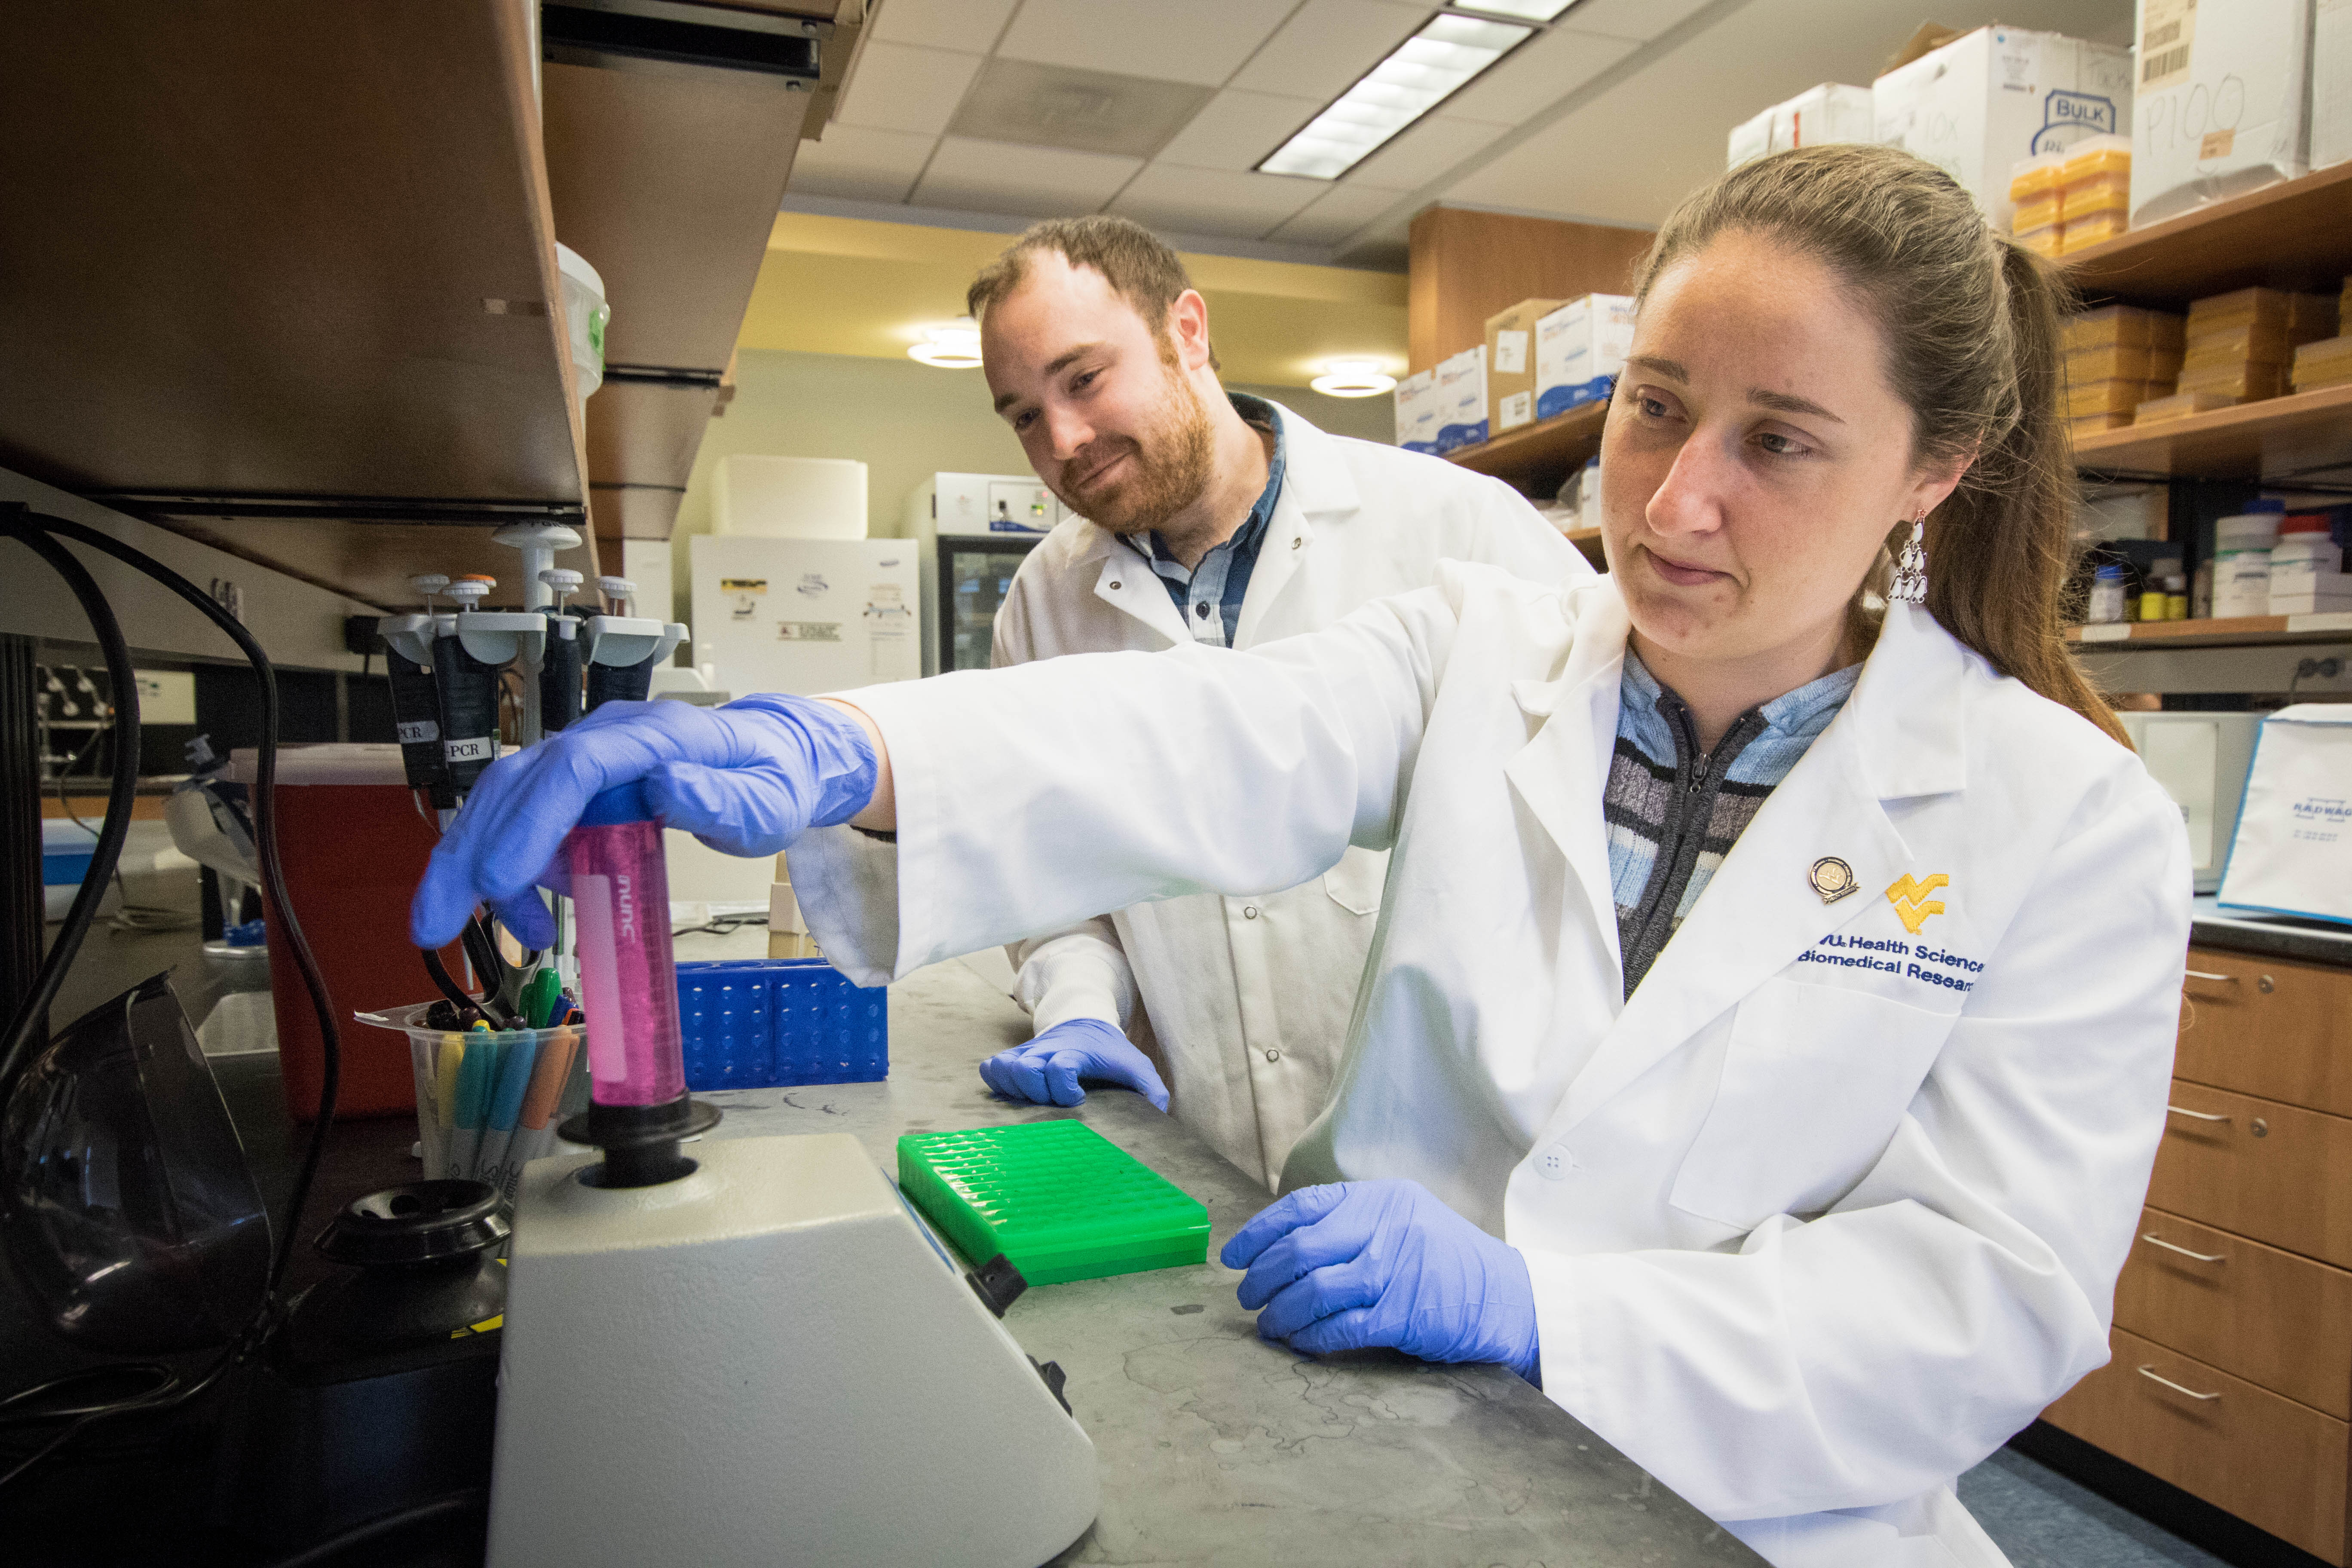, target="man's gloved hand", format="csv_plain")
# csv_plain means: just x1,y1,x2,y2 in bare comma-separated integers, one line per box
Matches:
410,694,875,951
978,1017,1170,1112
1221,1179,1539,1382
